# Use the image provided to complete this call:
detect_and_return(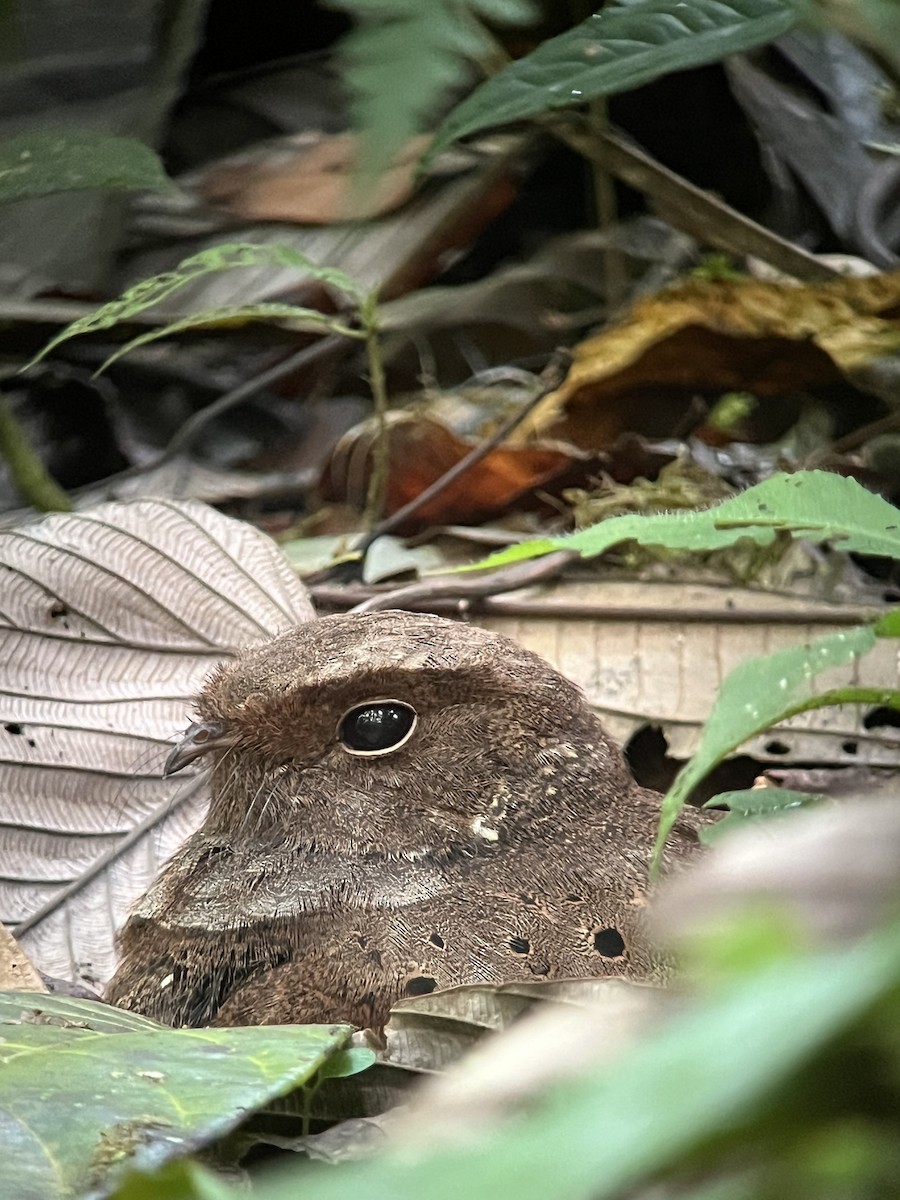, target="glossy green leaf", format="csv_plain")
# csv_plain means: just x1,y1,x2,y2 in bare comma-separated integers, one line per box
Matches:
469,470,900,569
0,131,173,204
0,992,163,1064
426,0,797,164
332,0,537,180
0,992,351,1199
